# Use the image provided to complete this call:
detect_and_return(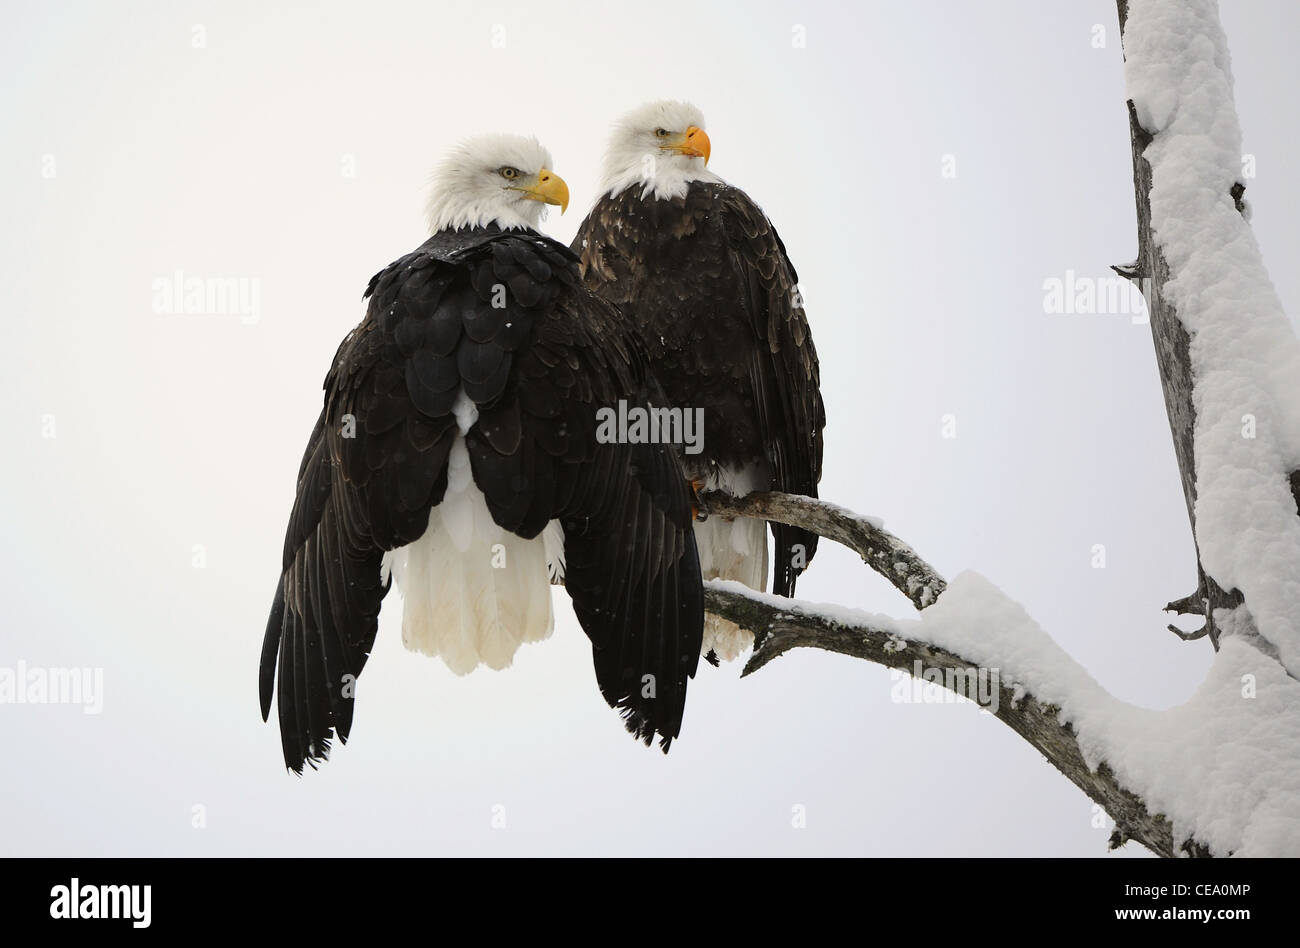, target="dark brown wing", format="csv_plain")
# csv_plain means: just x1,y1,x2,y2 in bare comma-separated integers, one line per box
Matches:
461,239,703,749
573,183,825,597
260,249,460,773
714,186,825,596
